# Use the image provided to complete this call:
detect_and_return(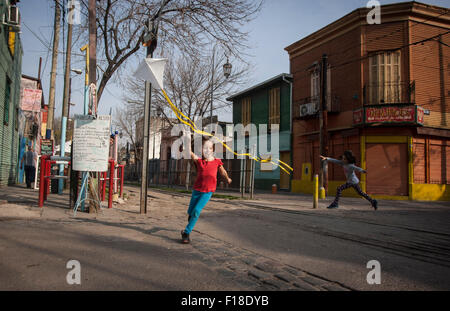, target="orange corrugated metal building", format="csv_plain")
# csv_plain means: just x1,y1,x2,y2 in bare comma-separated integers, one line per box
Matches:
285,1,449,201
